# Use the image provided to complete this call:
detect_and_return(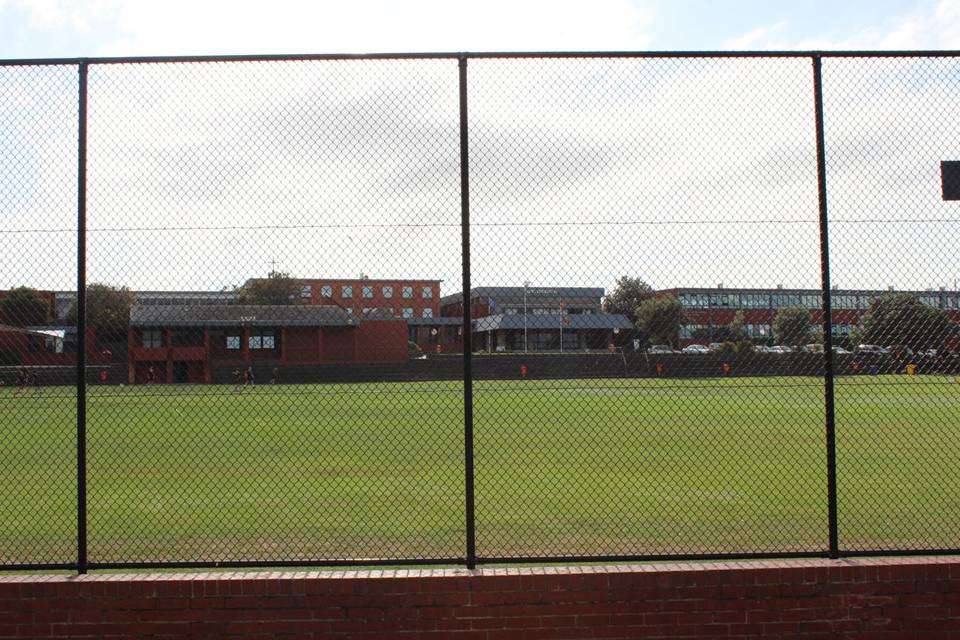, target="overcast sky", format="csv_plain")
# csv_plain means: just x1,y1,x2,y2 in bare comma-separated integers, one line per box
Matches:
2,1,960,296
